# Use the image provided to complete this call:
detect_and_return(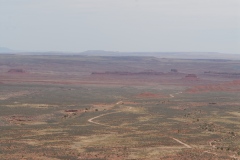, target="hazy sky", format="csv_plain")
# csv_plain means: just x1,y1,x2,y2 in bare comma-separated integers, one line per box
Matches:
0,0,240,53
